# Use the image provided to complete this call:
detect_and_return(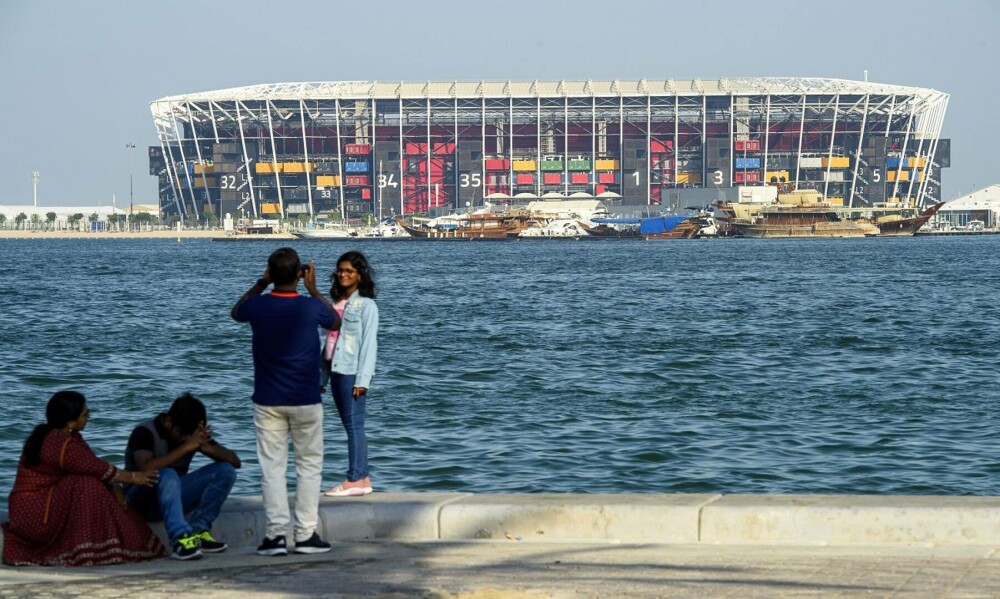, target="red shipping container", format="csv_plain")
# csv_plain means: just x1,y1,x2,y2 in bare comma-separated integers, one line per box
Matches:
598,172,615,184
405,142,427,155
485,159,508,170
570,172,589,184
650,140,673,153
345,144,372,155
344,175,369,186
516,174,534,185
596,184,607,194
543,173,561,184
